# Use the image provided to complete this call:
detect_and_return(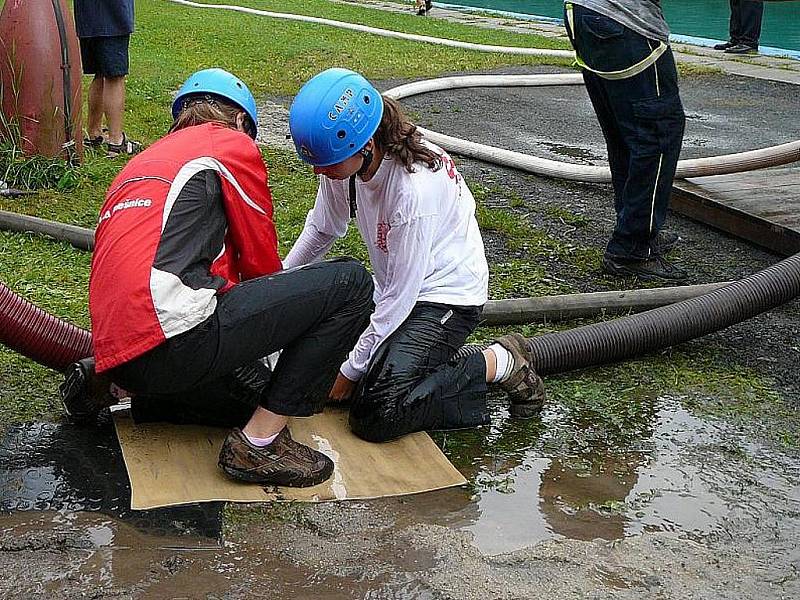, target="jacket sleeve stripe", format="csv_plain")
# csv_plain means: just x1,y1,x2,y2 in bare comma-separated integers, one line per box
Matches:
163,157,266,234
